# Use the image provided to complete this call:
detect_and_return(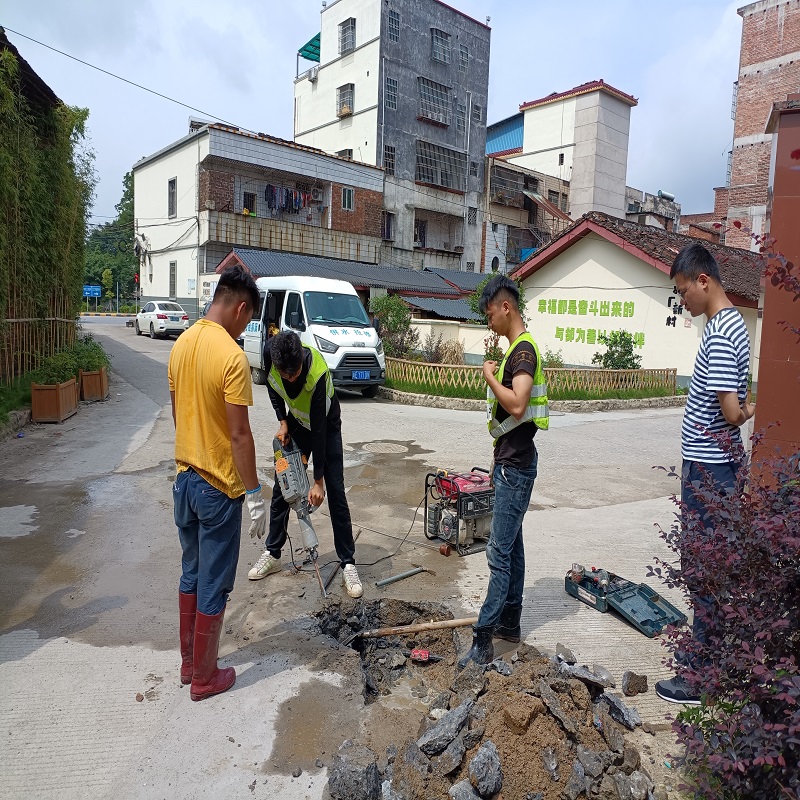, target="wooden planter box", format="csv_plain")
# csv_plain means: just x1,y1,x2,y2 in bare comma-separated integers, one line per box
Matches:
31,378,79,423
80,367,109,401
